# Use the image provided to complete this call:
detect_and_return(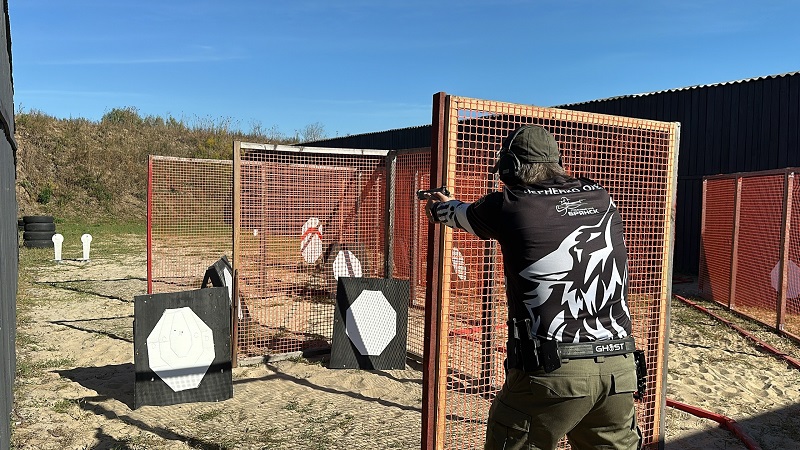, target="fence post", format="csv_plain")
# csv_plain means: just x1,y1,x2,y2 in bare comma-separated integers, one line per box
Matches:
422,92,449,450
729,176,742,310
699,179,707,295
231,140,242,368
777,171,793,332
147,155,154,294
384,152,397,278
